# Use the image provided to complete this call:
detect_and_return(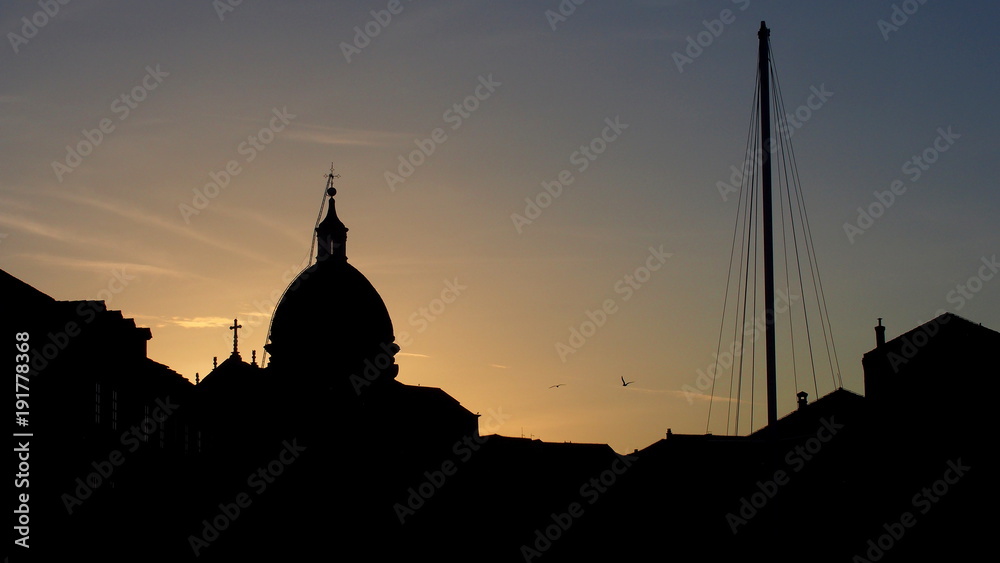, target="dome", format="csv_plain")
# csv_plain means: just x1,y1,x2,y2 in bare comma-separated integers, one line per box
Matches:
265,259,396,367
264,182,398,378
